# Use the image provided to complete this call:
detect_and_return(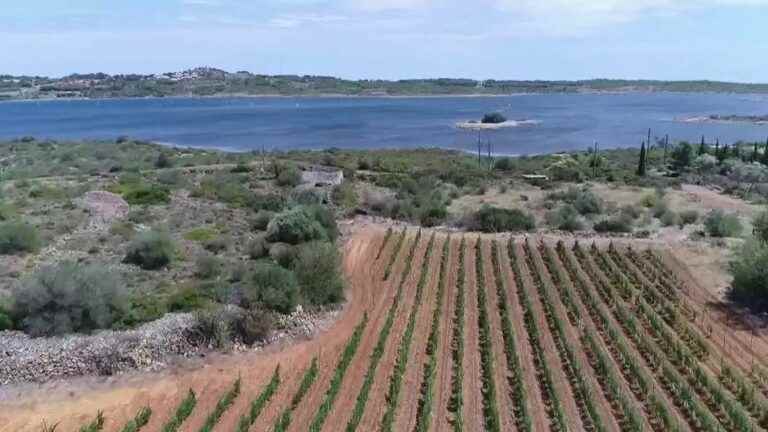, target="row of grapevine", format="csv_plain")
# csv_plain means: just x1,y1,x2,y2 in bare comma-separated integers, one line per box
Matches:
120,407,152,432
521,240,606,432
274,357,319,432
506,239,568,431
161,389,197,432
599,248,762,431
309,313,370,432
236,366,281,432
555,242,680,432
78,412,104,432
383,228,407,281
573,244,723,431
380,233,437,432
473,238,502,432
539,242,645,432
413,235,451,432
376,227,394,260
197,377,241,432
604,246,709,360
490,240,531,432
345,230,423,432
448,237,467,432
